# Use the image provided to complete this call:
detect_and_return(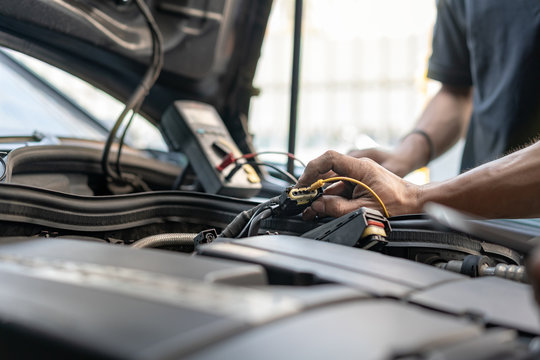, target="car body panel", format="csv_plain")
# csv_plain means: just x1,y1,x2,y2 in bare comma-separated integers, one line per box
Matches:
0,0,271,143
